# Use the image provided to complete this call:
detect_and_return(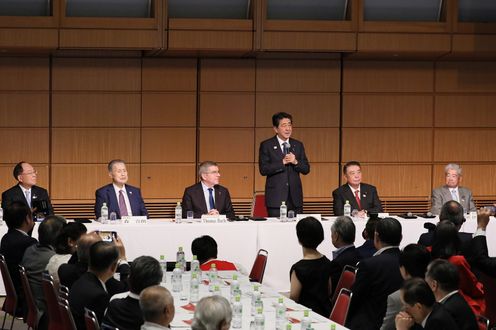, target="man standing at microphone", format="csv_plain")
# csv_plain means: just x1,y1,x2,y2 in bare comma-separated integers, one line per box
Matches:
259,112,310,217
